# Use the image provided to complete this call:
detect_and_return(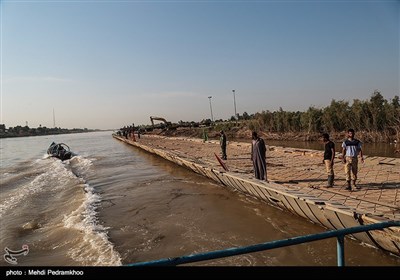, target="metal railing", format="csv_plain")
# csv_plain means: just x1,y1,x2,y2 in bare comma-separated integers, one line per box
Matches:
127,220,399,266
